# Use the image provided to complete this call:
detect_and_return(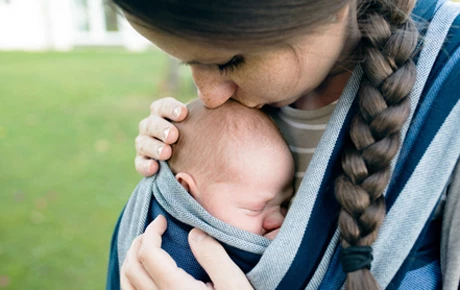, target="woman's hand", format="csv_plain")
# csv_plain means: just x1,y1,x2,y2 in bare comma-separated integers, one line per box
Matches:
120,215,254,290
135,97,188,176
